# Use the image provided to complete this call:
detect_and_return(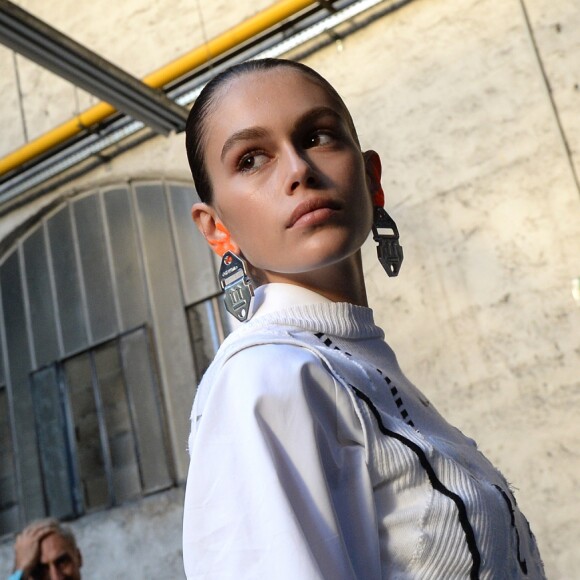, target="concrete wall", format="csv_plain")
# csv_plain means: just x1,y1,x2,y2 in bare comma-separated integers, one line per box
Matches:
0,488,186,579
0,0,578,577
